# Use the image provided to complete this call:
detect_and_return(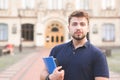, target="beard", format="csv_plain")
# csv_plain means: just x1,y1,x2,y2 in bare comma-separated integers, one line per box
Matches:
72,34,86,41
